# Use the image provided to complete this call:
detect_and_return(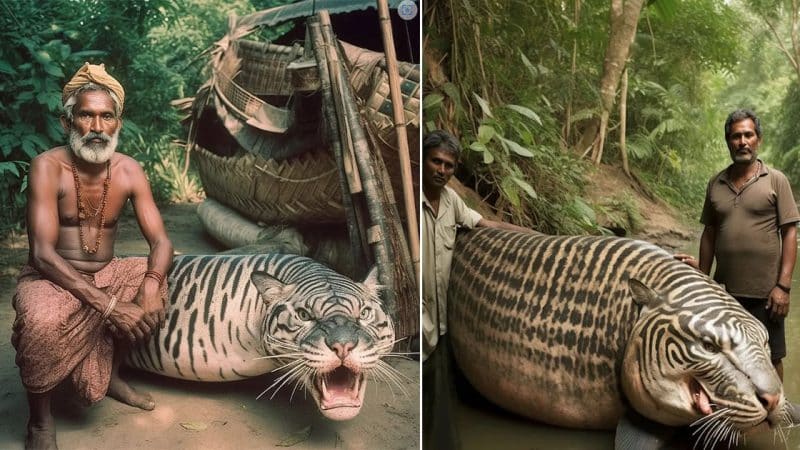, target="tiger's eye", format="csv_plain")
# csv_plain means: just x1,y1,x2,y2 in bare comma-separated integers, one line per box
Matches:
297,308,312,321
360,307,373,320
702,342,718,353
